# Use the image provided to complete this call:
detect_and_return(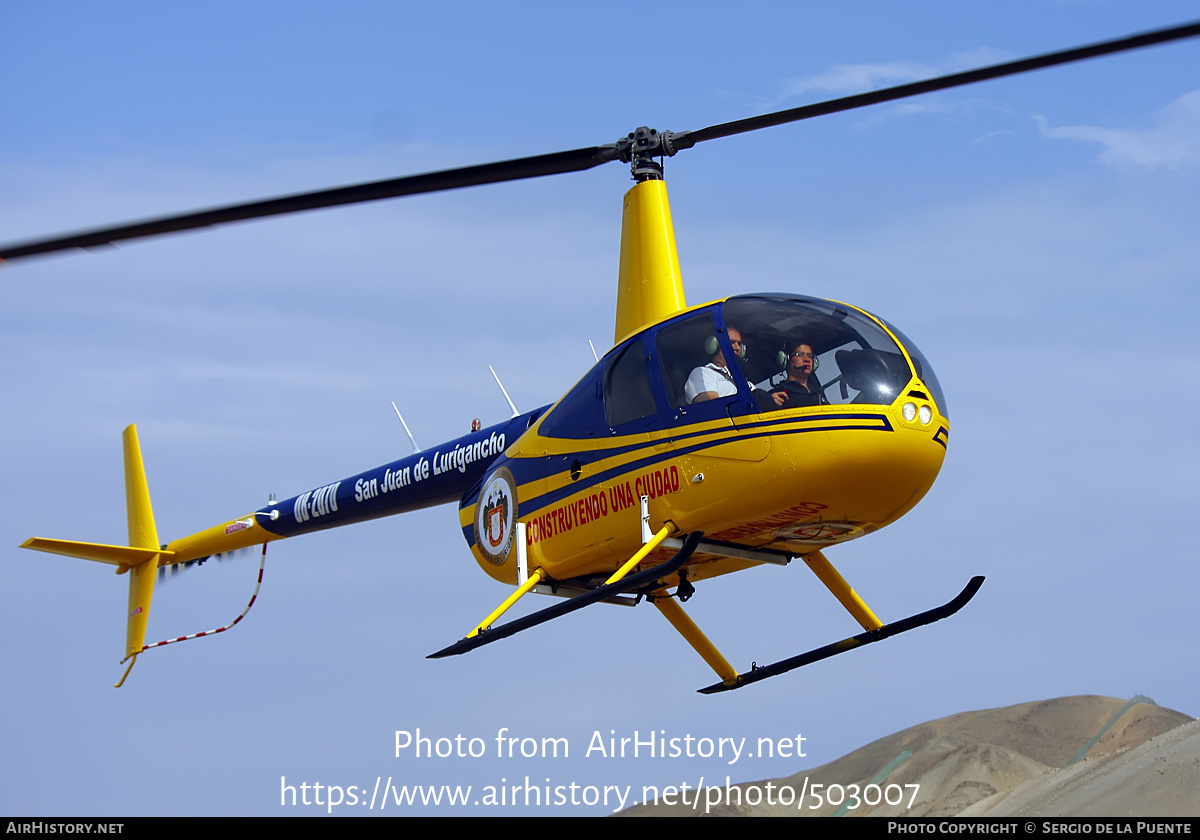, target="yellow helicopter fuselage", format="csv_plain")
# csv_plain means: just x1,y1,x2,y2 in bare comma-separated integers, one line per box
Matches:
20,178,952,685
466,396,946,588
457,179,949,592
